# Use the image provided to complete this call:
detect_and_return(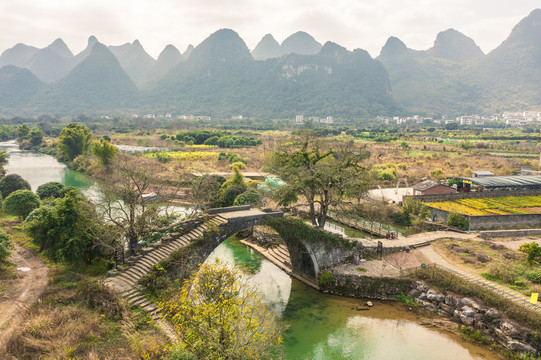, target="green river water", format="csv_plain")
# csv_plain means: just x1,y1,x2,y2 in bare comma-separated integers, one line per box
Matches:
3,141,501,360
